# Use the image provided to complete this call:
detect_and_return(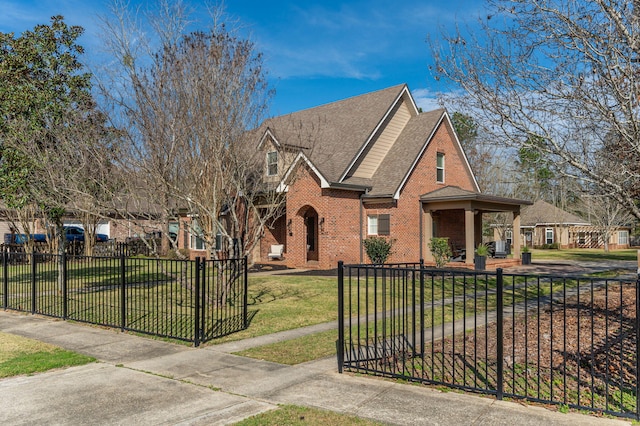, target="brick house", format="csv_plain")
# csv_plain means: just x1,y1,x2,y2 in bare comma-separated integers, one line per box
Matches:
495,199,633,250
257,84,530,269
